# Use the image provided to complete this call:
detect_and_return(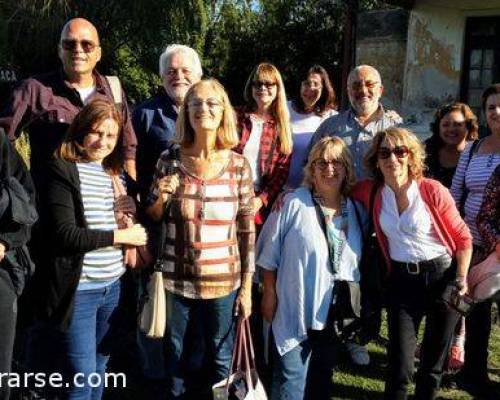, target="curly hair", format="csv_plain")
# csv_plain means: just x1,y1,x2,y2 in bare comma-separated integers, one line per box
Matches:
428,102,478,148
302,136,356,196
363,127,426,183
